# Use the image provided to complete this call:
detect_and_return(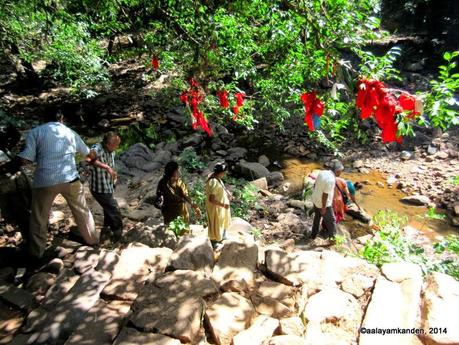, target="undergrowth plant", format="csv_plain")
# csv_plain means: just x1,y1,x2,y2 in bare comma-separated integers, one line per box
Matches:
168,216,188,237
359,210,459,280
